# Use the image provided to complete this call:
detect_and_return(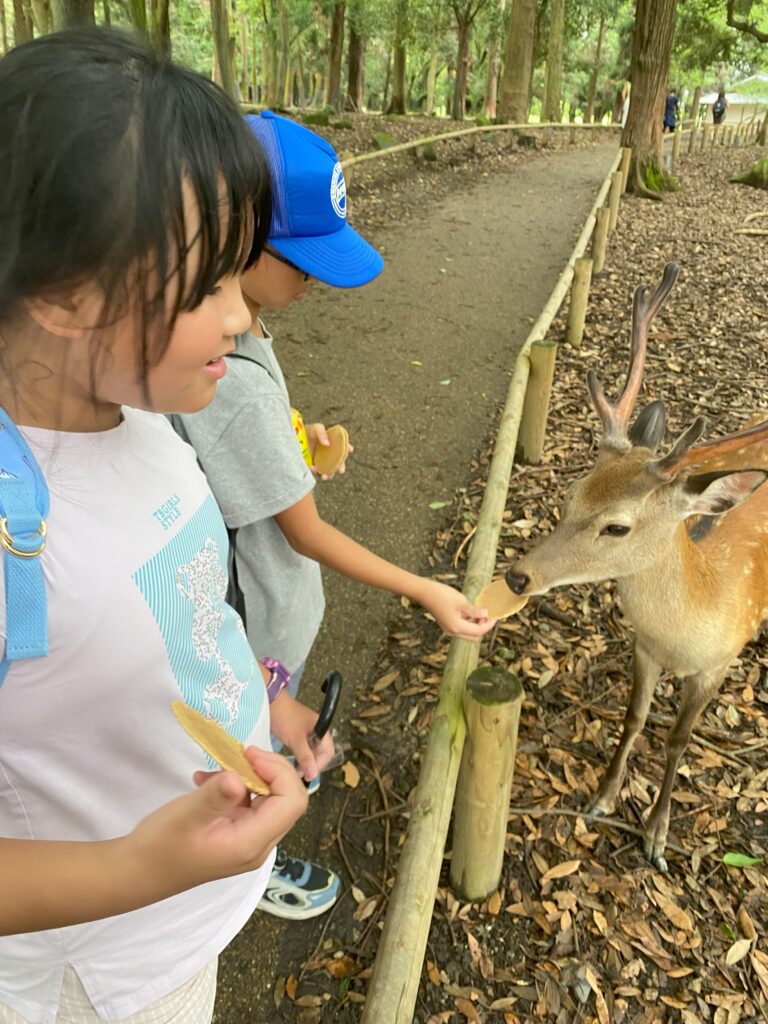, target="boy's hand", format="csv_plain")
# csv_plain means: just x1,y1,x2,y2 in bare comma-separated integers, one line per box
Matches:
417,580,495,641
306,422,353,481
269,690,336,782
128,748,308,889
